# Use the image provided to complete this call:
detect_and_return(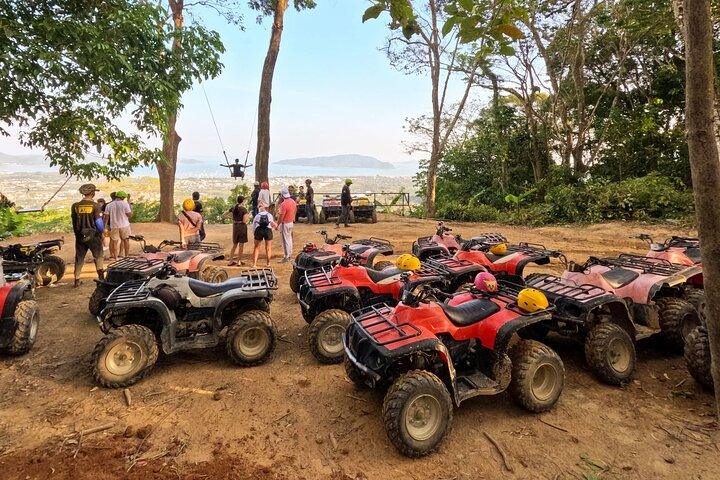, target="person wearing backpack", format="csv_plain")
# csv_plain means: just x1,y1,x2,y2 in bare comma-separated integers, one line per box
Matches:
71,183,104,287
251,205,278,268
178,198,204,247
